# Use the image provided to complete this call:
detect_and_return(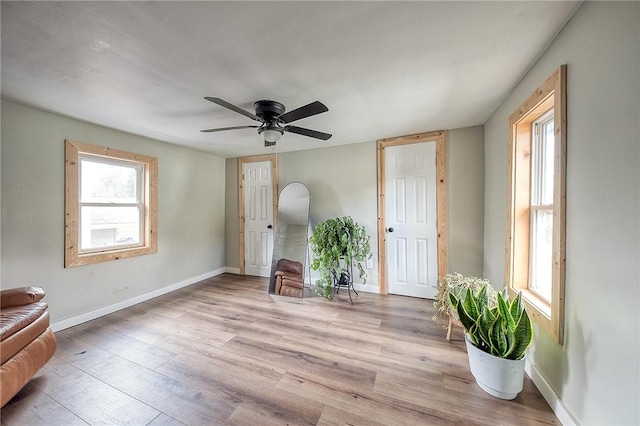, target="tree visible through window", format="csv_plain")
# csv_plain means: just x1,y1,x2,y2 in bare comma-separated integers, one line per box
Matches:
65,140,157,267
